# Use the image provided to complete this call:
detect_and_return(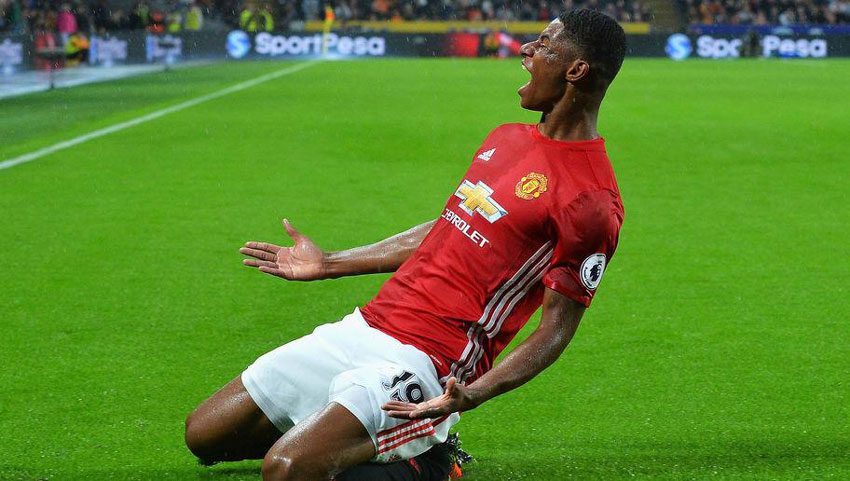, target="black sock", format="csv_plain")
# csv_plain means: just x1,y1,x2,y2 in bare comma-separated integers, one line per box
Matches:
336,444,452,481
336,459,420,481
